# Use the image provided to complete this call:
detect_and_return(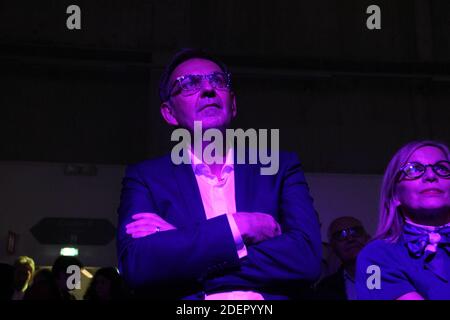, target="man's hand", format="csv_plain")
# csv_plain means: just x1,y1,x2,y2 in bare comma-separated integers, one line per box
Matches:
233,212,282,245
126,213,176,238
